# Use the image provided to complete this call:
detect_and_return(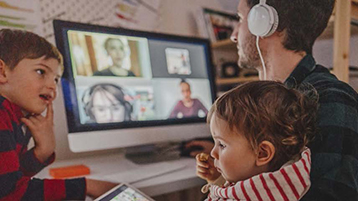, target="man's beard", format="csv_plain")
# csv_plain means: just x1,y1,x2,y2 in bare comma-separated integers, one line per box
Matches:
238,35,261,70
